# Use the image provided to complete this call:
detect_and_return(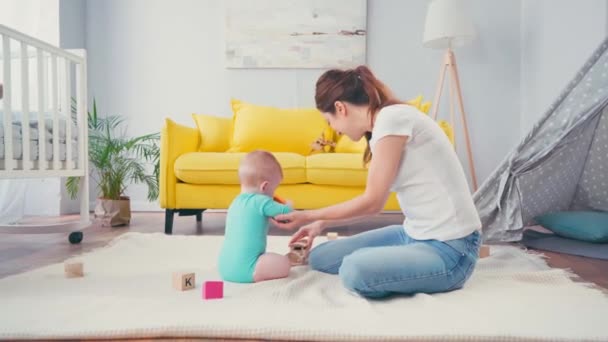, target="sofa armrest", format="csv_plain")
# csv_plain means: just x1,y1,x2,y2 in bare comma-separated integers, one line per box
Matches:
160,118,200,209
